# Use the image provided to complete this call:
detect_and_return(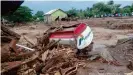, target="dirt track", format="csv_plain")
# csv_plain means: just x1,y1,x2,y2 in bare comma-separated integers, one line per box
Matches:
9,18,133,74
